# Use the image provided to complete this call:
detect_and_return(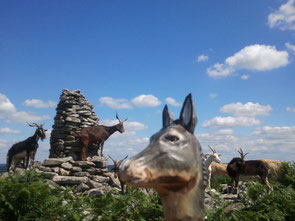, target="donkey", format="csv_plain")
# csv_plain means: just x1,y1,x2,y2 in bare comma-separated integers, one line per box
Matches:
7,123,47,172
74,113,127,160
119,94,206,221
